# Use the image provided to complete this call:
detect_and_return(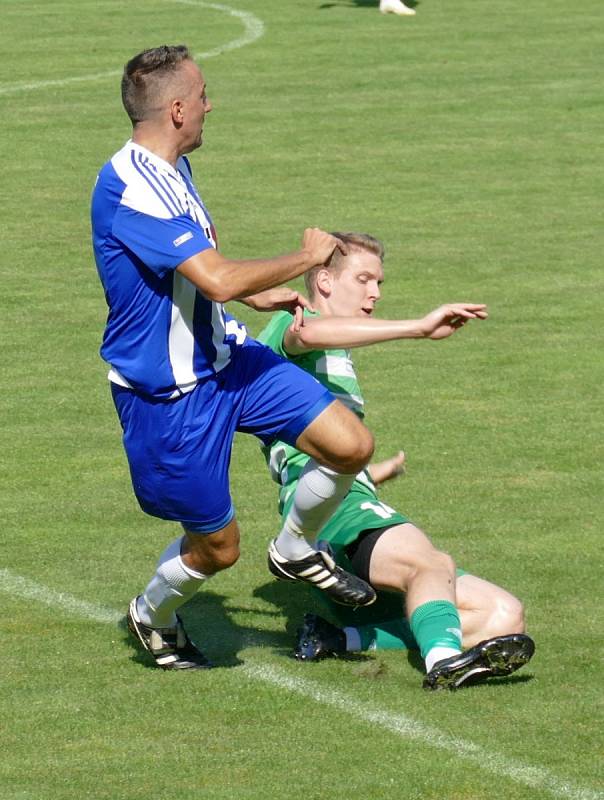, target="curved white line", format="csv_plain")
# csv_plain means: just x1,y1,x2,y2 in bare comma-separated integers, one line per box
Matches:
172,0,265,59
0,1,264,97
